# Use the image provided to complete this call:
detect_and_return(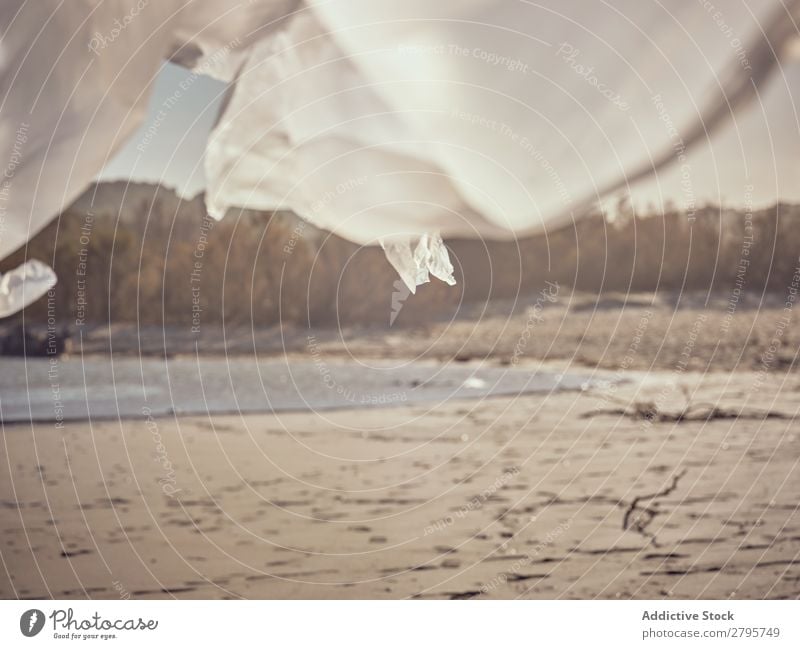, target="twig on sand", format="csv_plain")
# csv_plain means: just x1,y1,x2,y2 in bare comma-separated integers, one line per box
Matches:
581,398,791,423
622,469,688,547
